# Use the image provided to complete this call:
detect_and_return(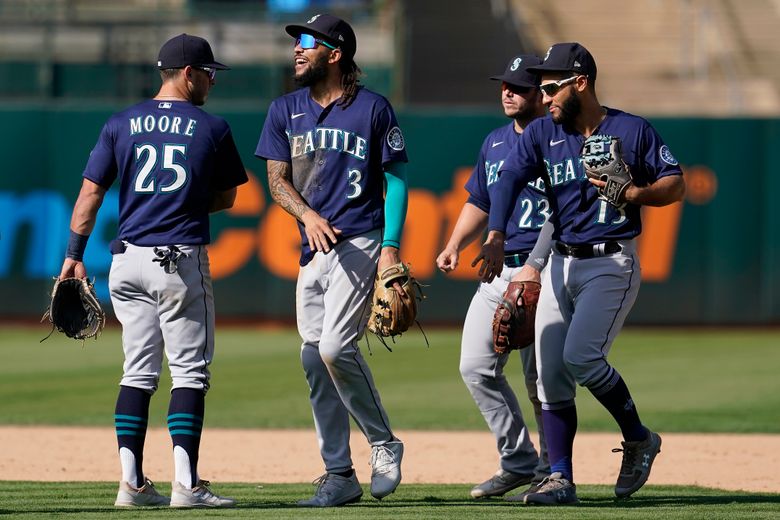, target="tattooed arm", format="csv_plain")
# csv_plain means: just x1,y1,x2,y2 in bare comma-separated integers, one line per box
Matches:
267,159,342,253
